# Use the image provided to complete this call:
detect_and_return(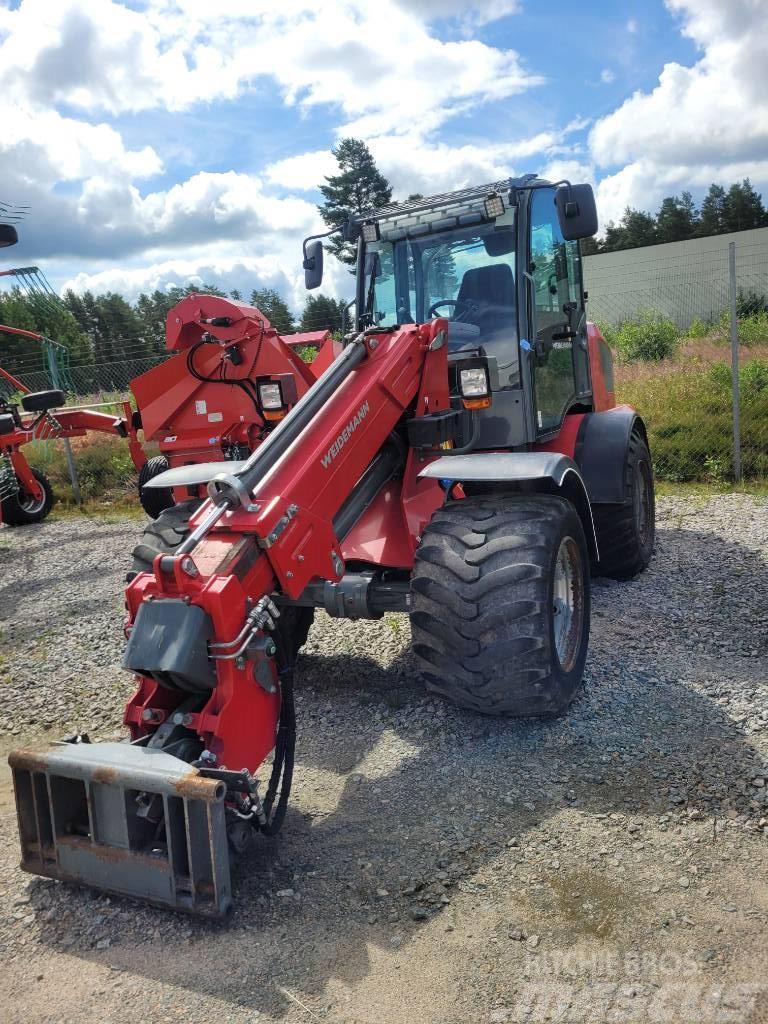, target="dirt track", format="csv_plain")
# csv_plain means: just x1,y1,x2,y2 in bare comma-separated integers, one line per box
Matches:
1,494,767,1024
